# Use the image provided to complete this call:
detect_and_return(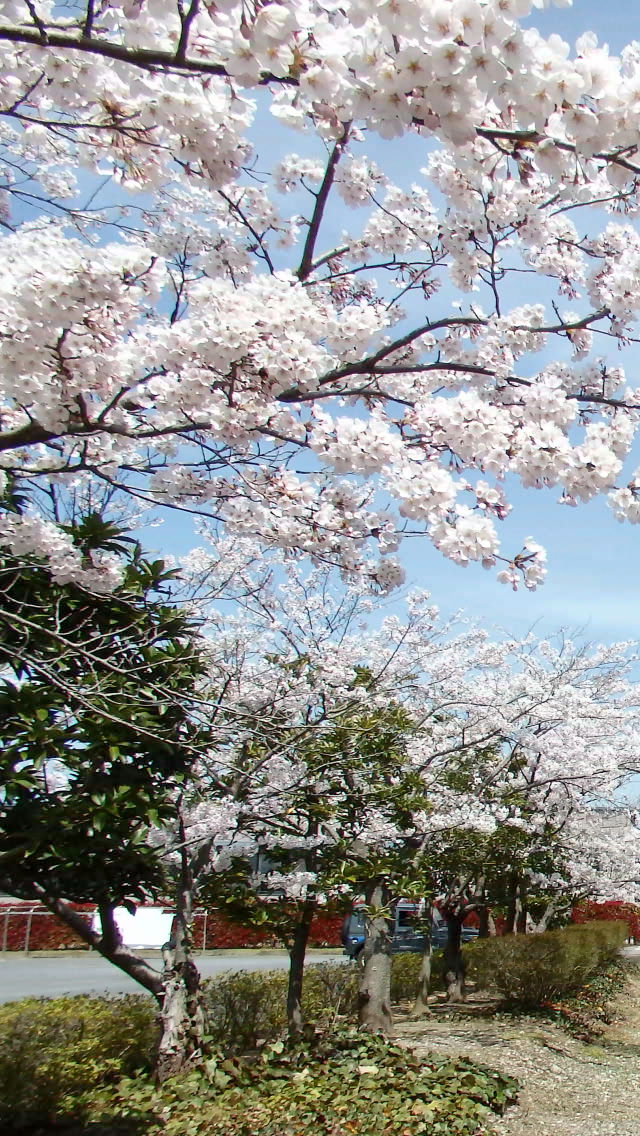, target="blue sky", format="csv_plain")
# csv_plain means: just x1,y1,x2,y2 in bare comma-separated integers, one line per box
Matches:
141,0,640,648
